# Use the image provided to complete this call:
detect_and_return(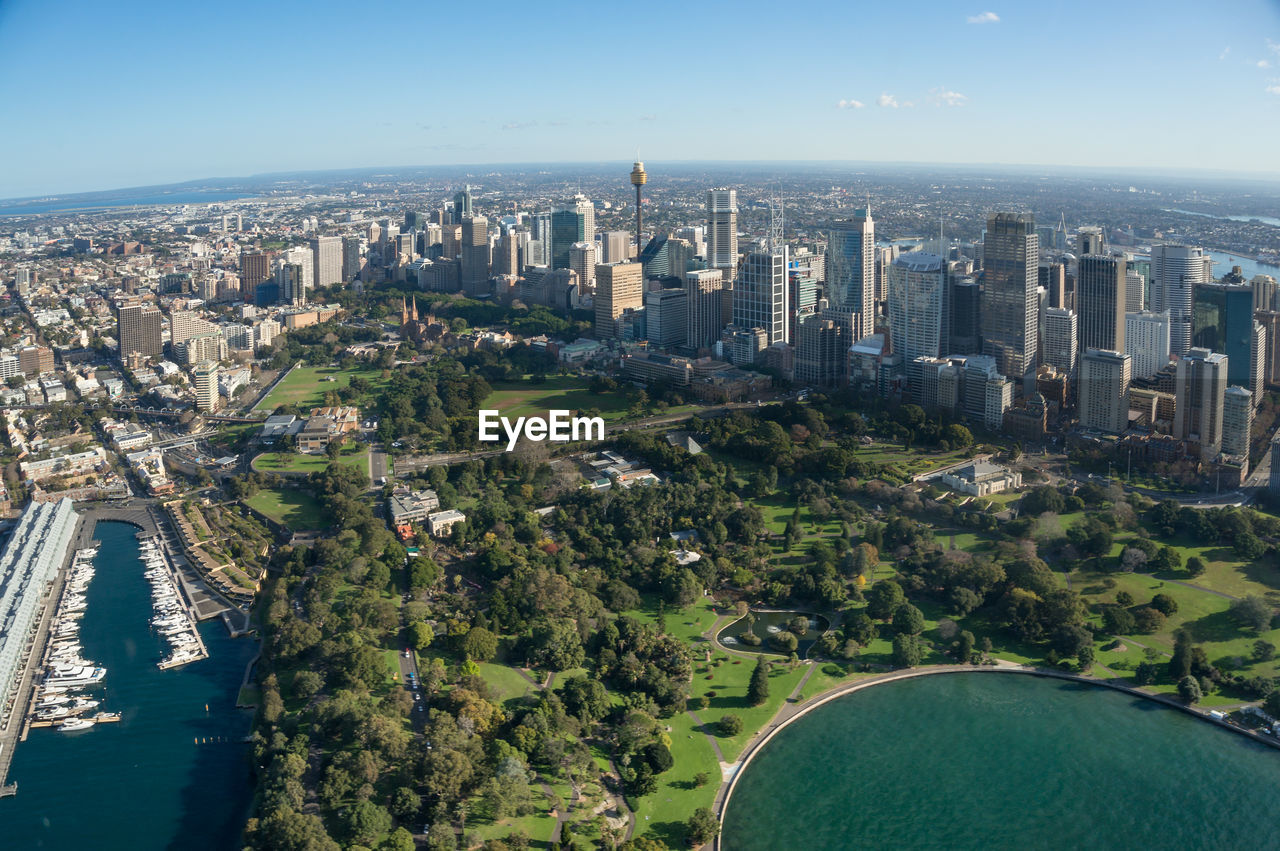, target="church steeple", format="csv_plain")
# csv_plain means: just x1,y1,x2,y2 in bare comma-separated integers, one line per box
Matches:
400,296,408,325
410,295,418,322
